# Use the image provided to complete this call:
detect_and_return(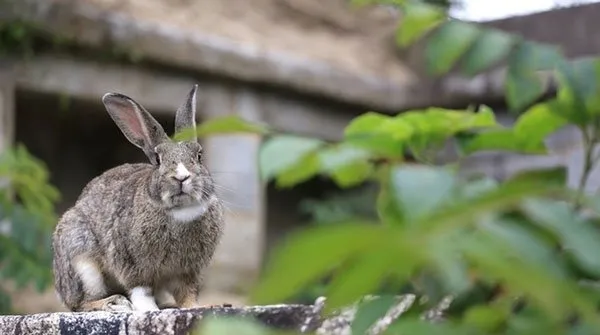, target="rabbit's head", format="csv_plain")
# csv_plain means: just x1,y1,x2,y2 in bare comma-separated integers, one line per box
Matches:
102,85,214,210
